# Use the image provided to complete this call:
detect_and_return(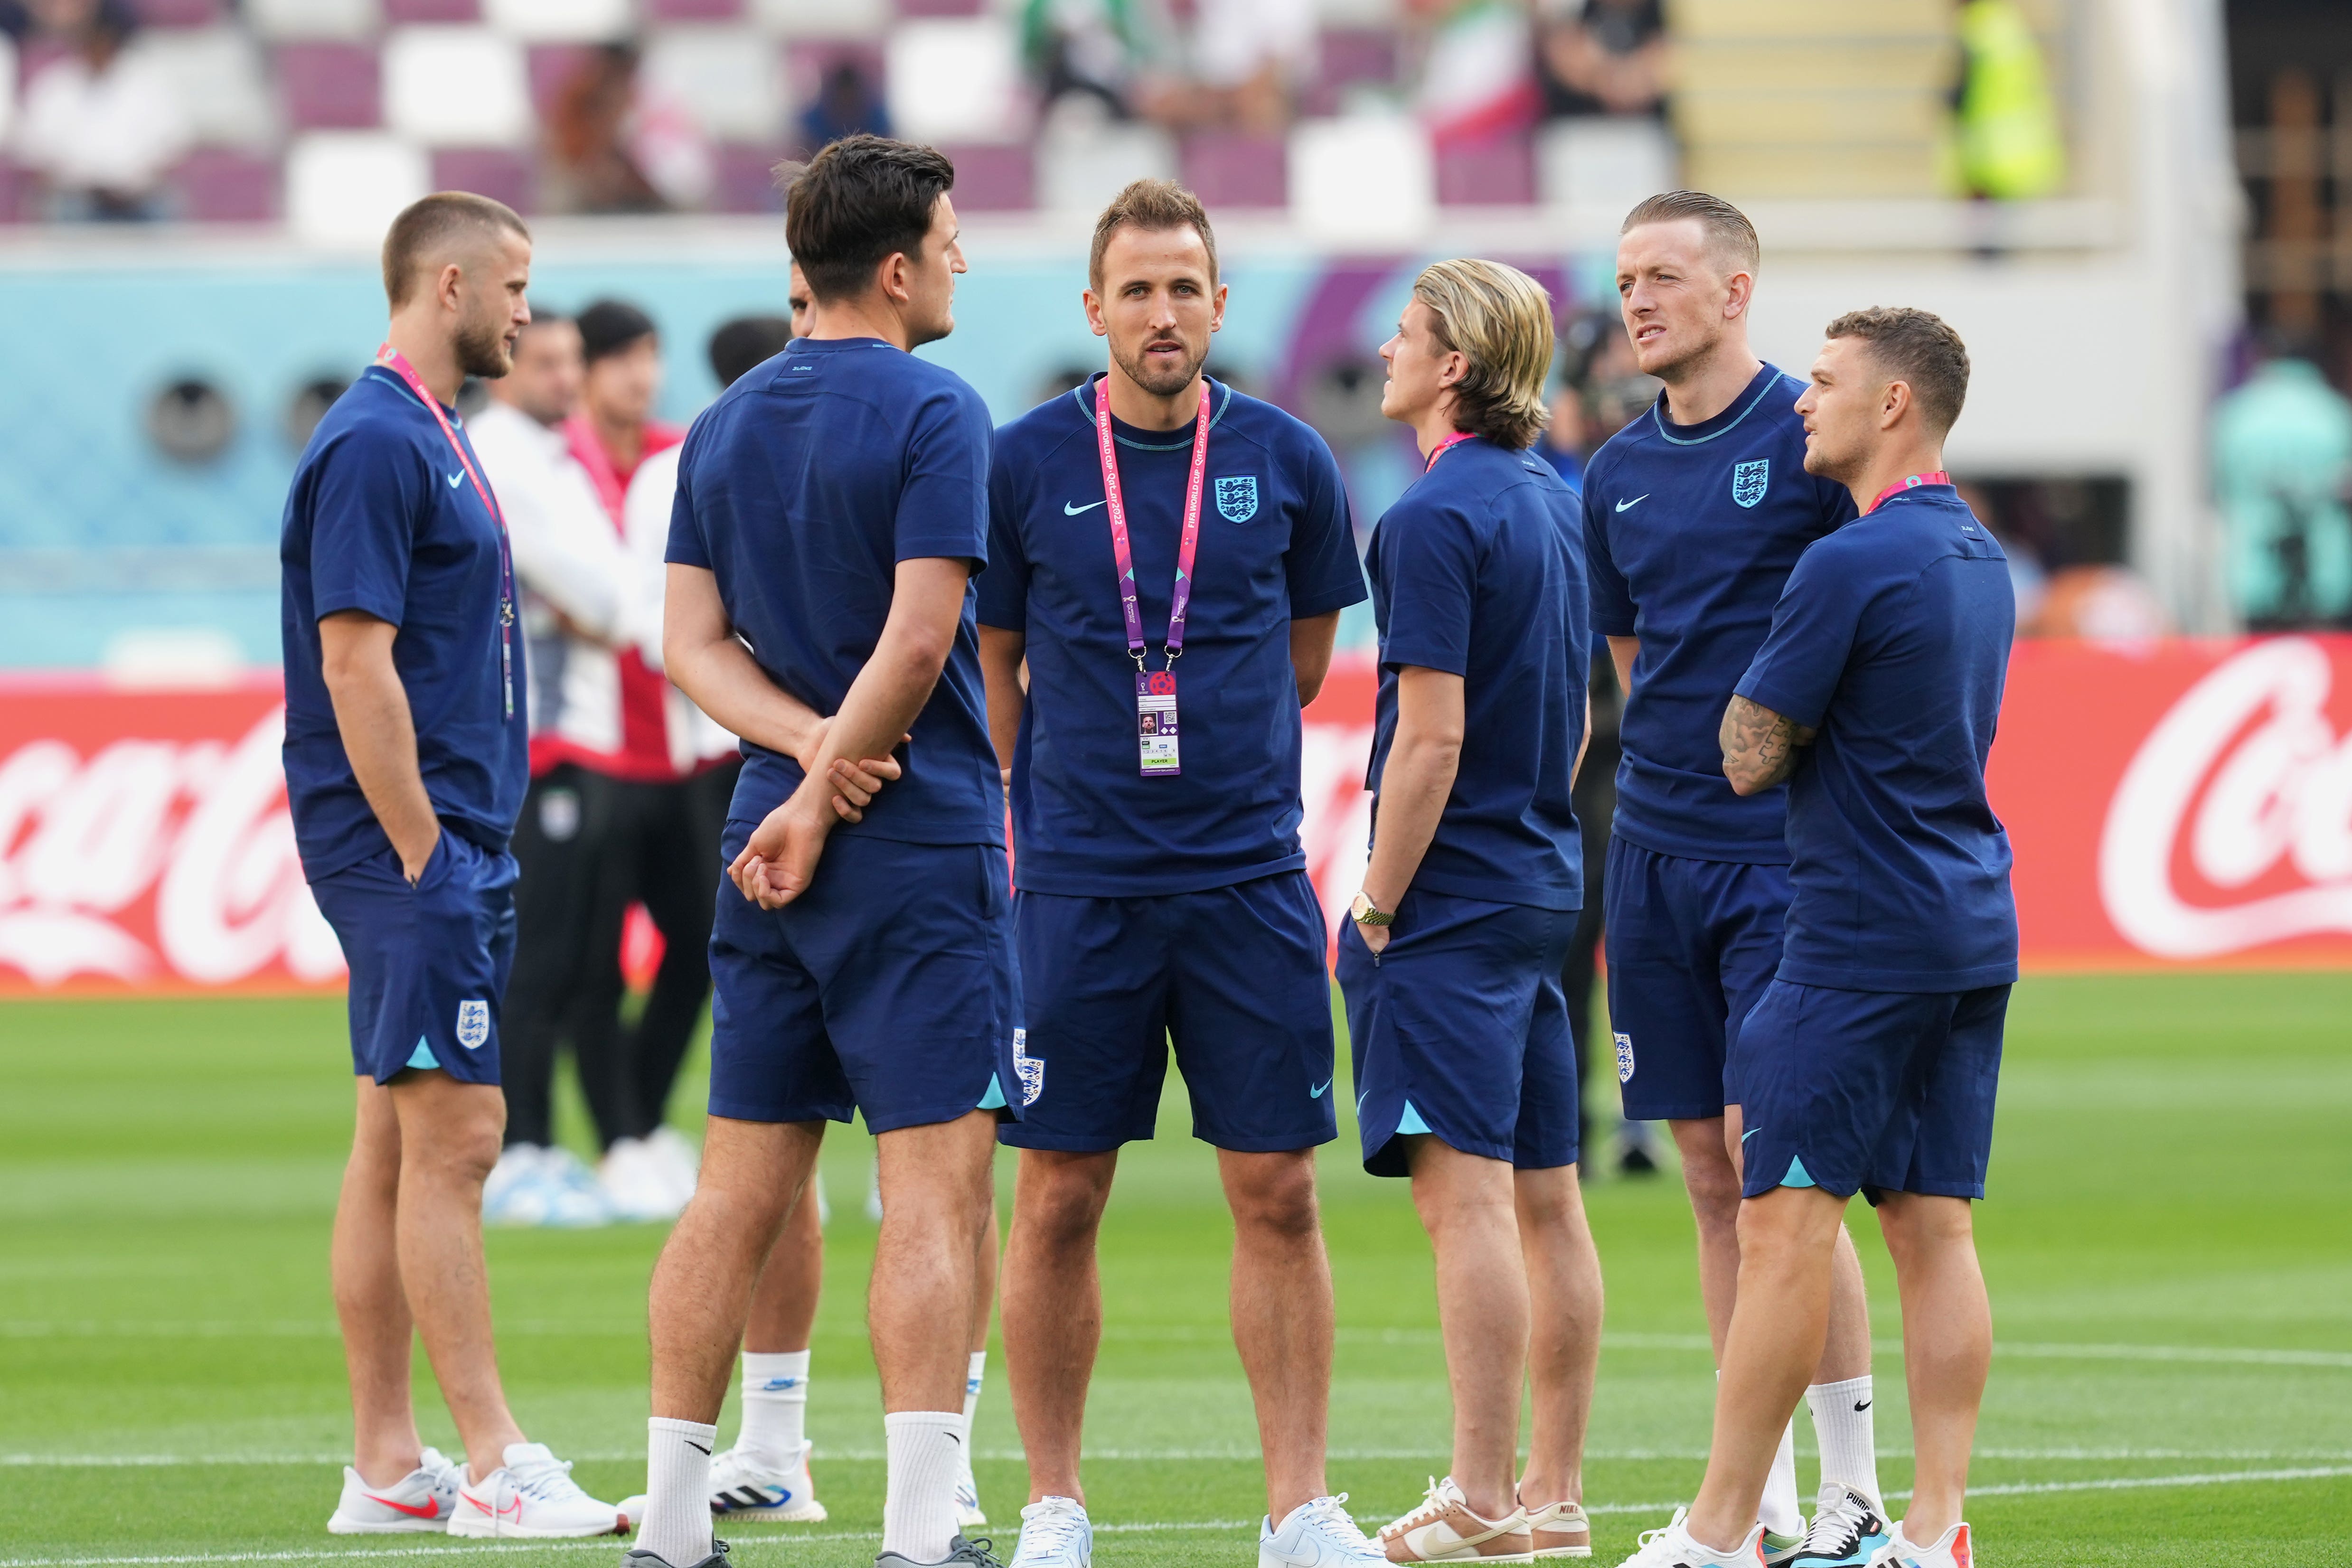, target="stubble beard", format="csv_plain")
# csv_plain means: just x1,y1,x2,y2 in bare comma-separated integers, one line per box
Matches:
456,316,515,381
1114,337,1207,400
